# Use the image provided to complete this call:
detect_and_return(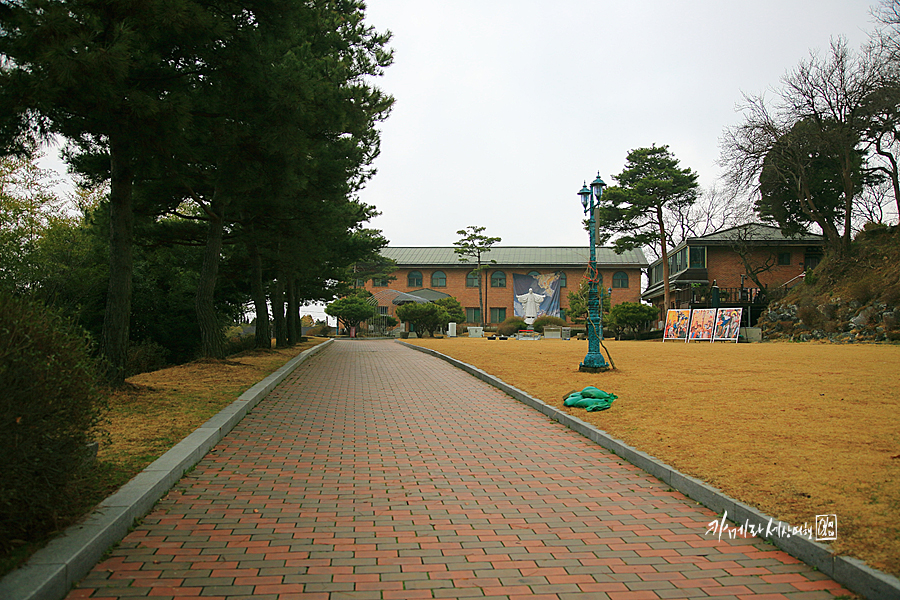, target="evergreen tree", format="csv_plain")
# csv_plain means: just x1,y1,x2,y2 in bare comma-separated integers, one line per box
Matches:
596,145,699,311
0,0,221,383
453,226,501,327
